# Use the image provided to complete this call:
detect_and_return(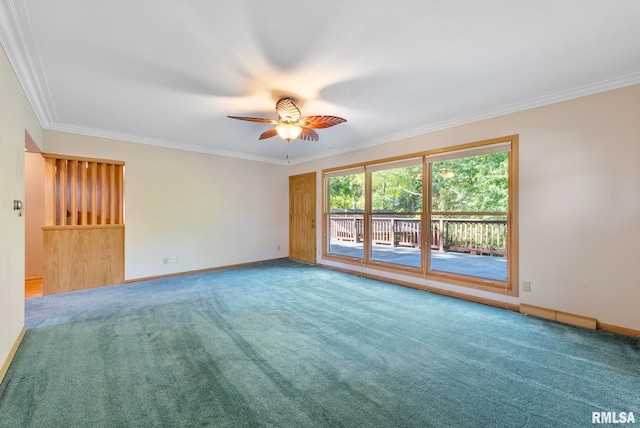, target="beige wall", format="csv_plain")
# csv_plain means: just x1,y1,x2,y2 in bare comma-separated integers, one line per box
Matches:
0,45,42,370
290,84,640,331
43,131,290,281
2,37,639,382
24,152,44,278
